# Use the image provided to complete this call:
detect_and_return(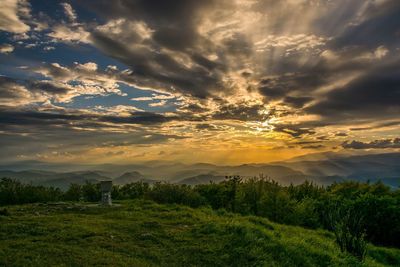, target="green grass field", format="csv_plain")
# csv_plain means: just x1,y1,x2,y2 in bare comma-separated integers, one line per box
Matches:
0,200,399,266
